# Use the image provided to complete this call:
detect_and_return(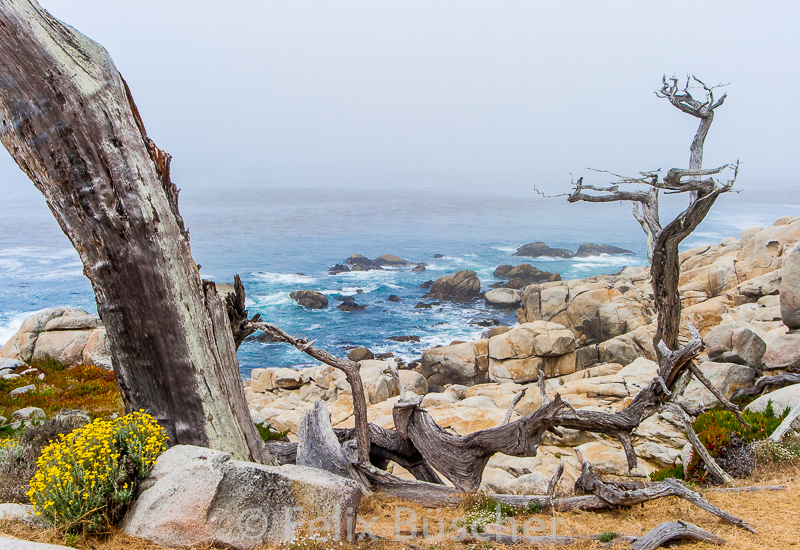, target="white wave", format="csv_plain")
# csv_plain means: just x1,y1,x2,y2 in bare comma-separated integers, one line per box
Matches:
571,258,642,272
251,292,291,306
0,247,77,261
0,258,23,271
334,284,380,295
37,267,85,281
435,256,466,263
251,271,317,285
490,246,519,253
0,309,46,345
